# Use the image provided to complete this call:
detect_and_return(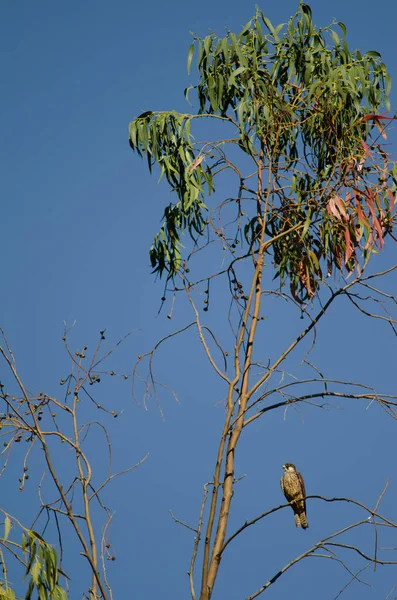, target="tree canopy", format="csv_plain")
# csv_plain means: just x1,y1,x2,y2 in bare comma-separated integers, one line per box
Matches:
130,3,396,302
